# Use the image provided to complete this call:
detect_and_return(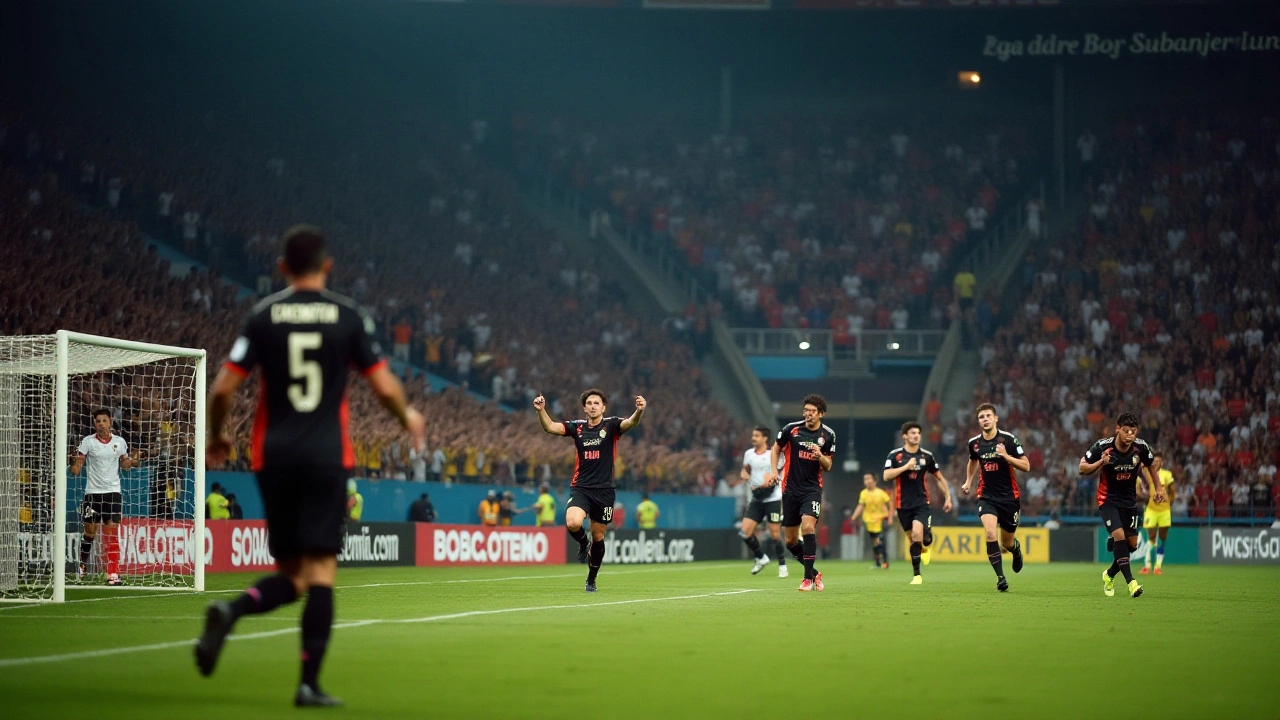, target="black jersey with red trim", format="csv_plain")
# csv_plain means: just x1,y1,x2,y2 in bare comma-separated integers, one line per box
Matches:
563,417,626,489
885,447,940,510
776,421,836,494
1083,436,1155,508
224,287,385,471
968,430,1025,501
